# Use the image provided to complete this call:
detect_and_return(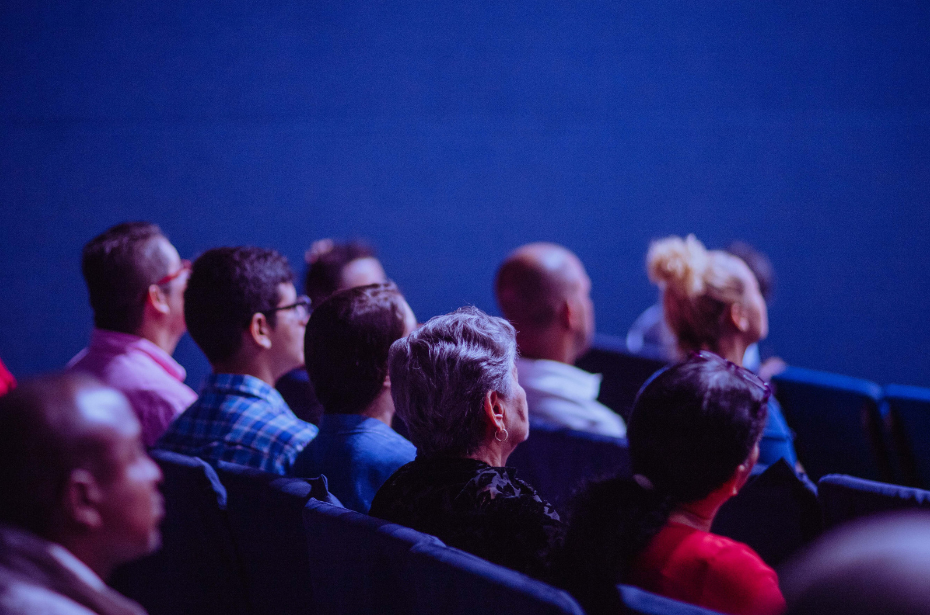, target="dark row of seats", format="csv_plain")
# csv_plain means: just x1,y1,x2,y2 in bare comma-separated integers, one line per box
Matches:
110,450,721,615
577,334,930,486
